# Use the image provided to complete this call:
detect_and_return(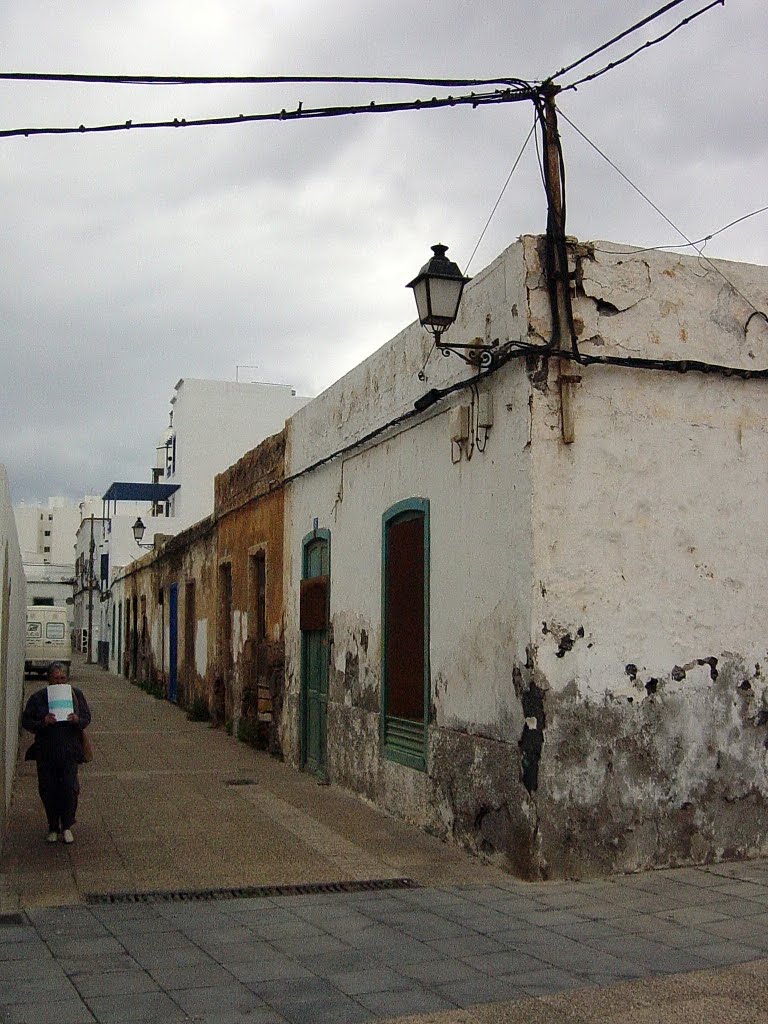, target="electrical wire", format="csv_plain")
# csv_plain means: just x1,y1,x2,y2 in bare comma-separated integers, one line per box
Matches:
550,0,693,81
0,72,533,89
464,116,537,275
0,85,537,140
591,205,768,256
561,0,724,91
558,109,763,315
509,338,768,380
